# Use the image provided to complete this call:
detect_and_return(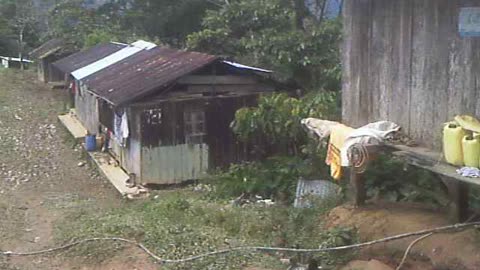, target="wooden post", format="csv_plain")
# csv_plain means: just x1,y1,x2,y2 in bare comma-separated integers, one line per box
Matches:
440,176,469,222
350,167,366,206
347,143,383,207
